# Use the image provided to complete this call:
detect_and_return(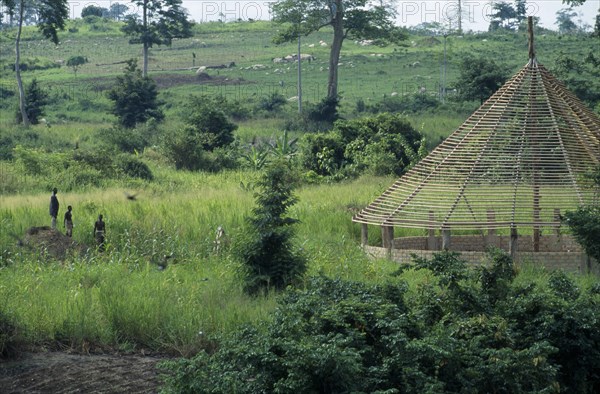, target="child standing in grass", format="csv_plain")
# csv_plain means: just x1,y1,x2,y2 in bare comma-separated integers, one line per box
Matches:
49,188,59,229
94,214,106,251
64,205,73,237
